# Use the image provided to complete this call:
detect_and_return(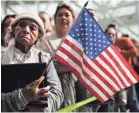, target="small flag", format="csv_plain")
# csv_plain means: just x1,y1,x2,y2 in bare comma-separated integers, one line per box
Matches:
54,8,139,103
